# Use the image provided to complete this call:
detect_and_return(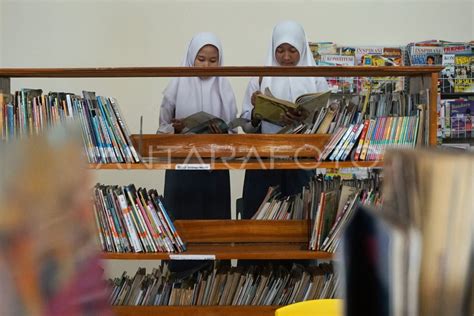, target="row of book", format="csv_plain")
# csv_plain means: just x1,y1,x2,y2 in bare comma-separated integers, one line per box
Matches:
0,90,140,163
93,184,185,253
308,43,405,94
320,115,422,161
308,40,474,94
249,173,381,253
438,98,473,139
309,43,404,67
309,40,474,67
308,175,380,252
109,262,338,306
251,174,380,220
282,89,425,135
